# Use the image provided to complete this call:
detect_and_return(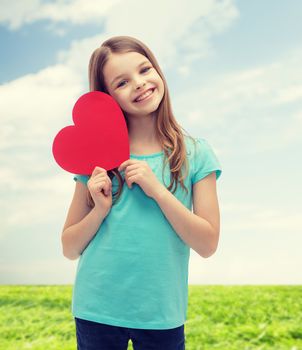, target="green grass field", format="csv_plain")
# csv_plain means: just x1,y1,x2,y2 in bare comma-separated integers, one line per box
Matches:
0,285,301,350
